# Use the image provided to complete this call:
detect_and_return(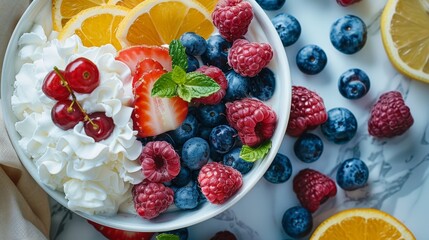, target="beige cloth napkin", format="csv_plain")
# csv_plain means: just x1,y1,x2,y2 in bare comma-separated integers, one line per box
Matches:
0,0,51,239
